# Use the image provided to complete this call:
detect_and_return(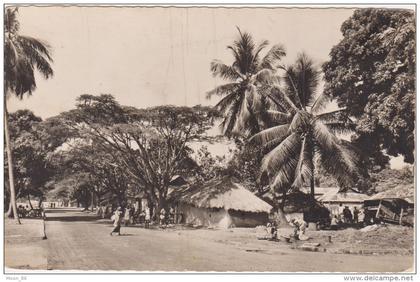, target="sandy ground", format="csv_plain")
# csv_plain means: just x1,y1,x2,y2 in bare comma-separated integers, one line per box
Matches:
4,208,414,272
5,218,48,270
